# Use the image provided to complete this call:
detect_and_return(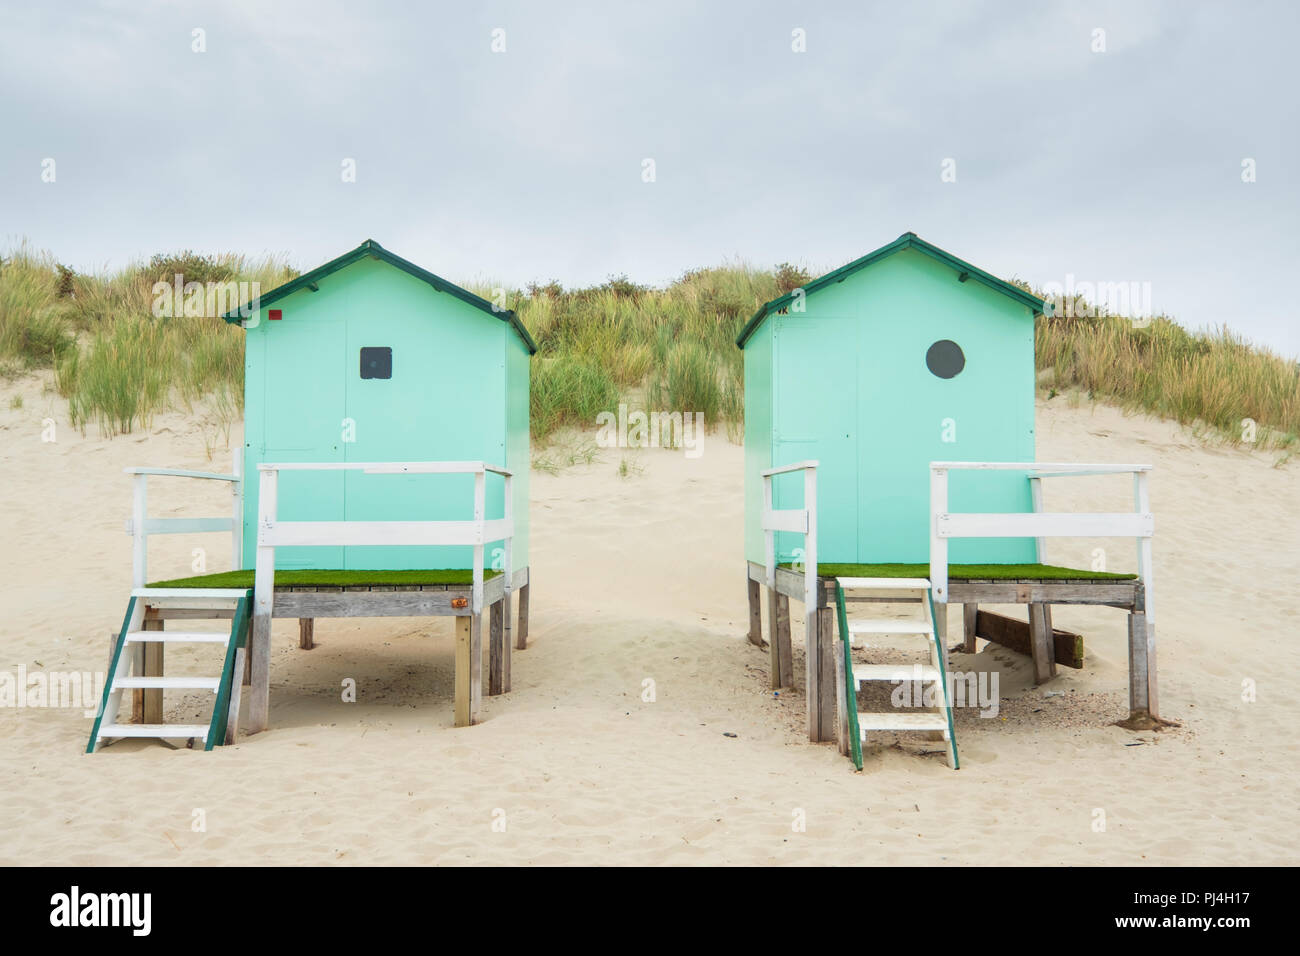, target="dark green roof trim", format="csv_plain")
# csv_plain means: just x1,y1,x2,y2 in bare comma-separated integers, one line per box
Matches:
221,239,537,354
735,232,1046,348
